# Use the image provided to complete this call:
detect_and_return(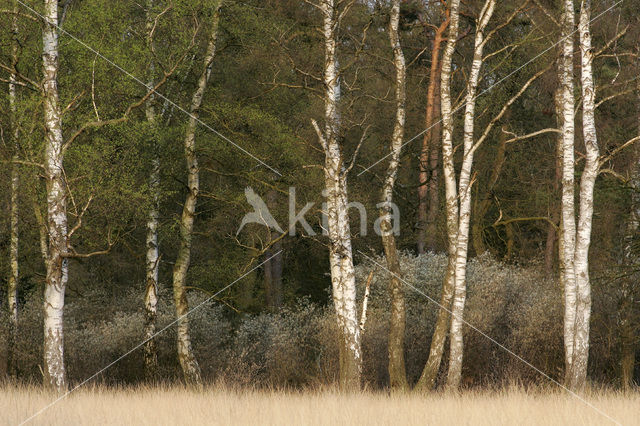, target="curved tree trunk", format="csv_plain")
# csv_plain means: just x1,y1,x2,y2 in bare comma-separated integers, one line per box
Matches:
172,2,221,386
446,0,496,390
42,0,68,392
381,0,408,390
415,0,461,391
144,0,160,381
